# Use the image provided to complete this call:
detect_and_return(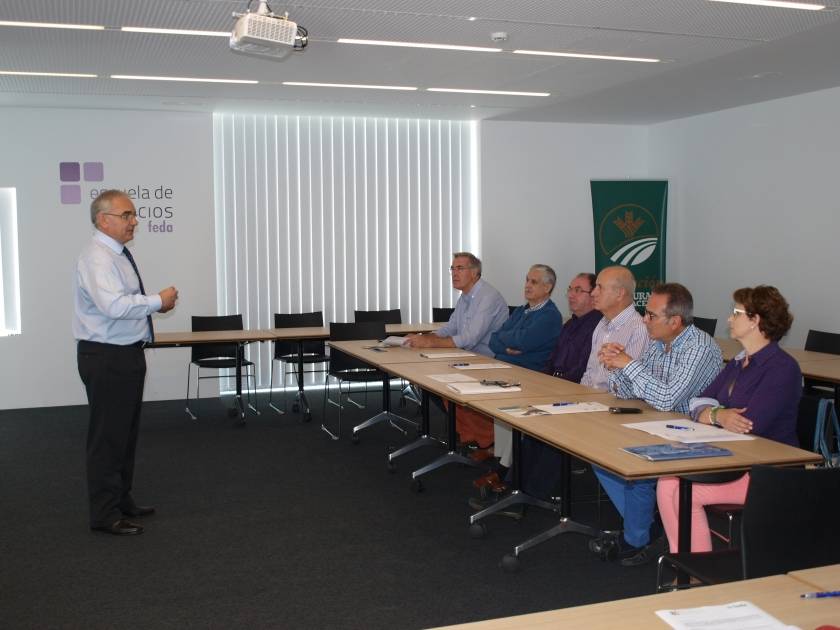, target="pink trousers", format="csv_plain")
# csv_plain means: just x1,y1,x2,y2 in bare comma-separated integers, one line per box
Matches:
656,473,750,552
